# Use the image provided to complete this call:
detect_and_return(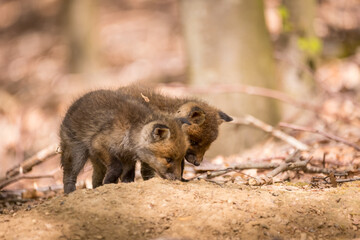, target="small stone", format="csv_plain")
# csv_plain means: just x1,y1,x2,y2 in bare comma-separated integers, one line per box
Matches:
95,235,103,239
32,219,37,223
